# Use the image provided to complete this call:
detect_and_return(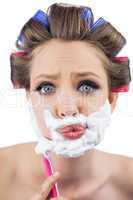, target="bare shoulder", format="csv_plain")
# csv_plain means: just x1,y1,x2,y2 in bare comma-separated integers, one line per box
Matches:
0,142,44,199
0,142,37,164
0,142,39,183
97,149,133,169
116,153,133,183
102,150,133,194
0,143,30,197
112,153,133,179
0,144,18,172
96,150,133,196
